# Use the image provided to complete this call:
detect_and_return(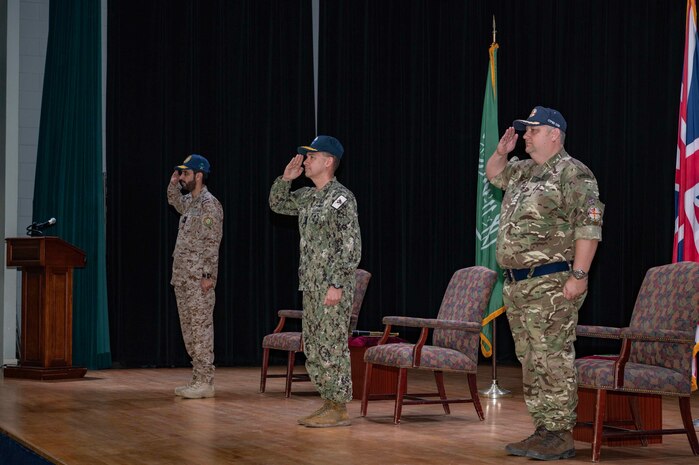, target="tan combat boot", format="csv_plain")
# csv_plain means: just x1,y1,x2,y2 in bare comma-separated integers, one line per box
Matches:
526,429,575,460
175,378,196,396
303,401,351,428
180,382,215,399
505,426,546,457
175,373,200,396
174,384,190,396
297,400,333,425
